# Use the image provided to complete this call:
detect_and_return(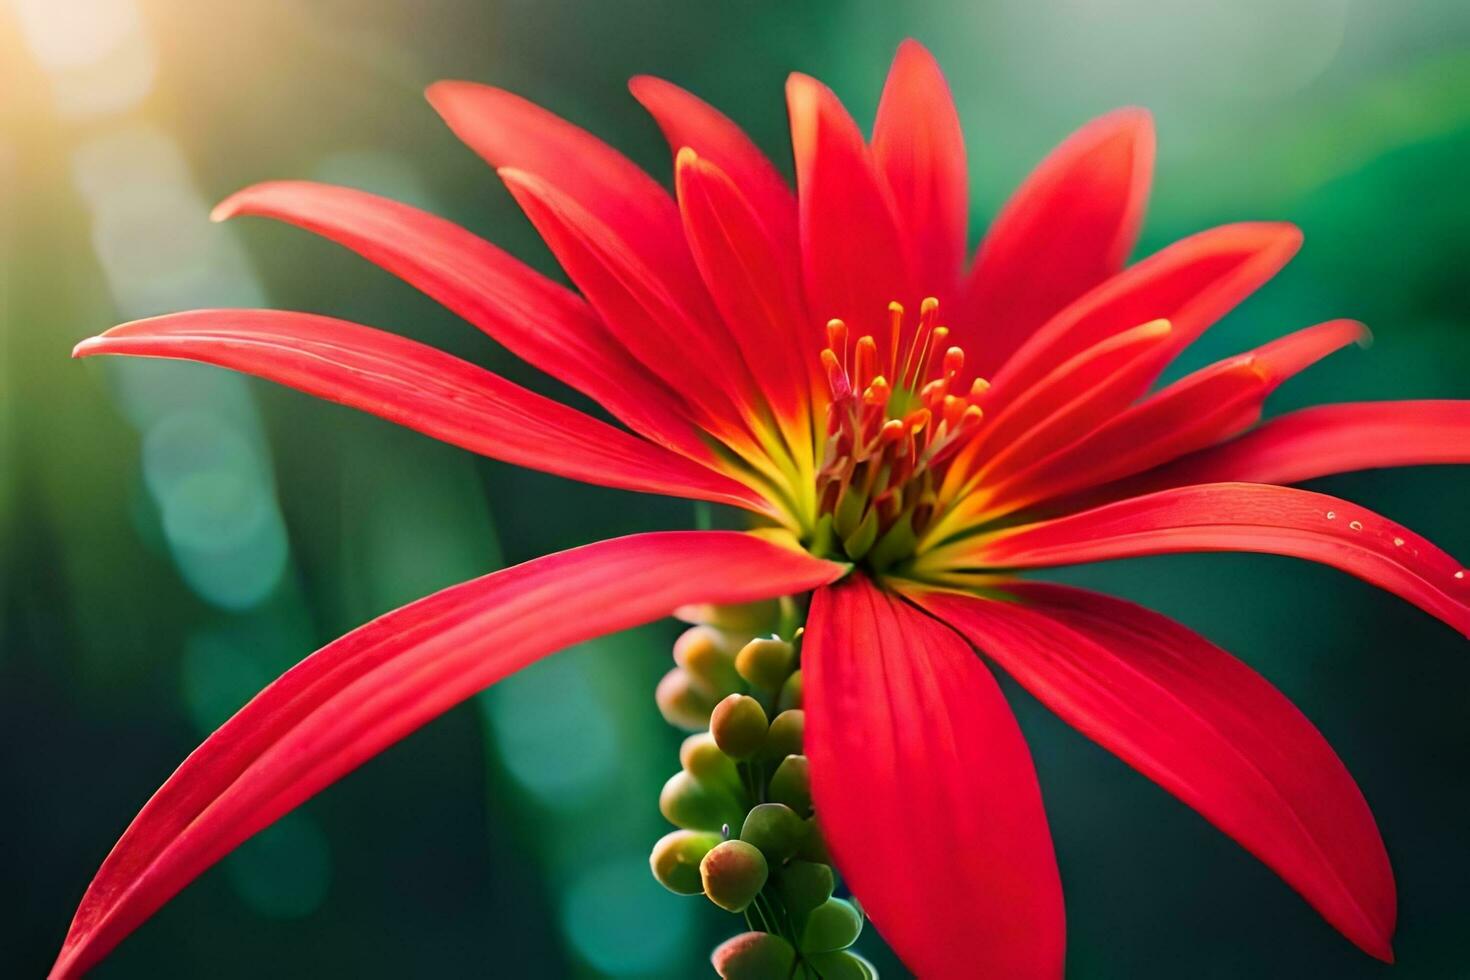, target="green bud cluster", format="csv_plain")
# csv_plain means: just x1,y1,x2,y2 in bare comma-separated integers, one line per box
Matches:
649,604,871,978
